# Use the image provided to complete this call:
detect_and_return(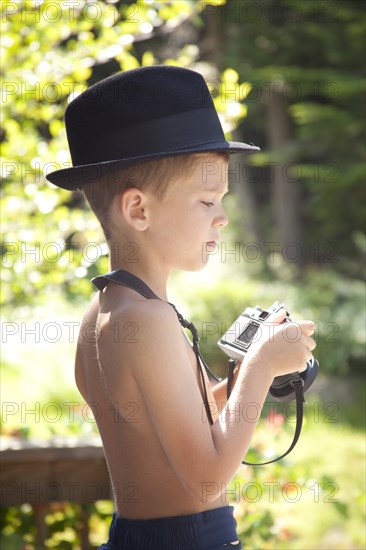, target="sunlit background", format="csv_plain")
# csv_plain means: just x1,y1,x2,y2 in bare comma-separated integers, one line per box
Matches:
1,0,365,548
